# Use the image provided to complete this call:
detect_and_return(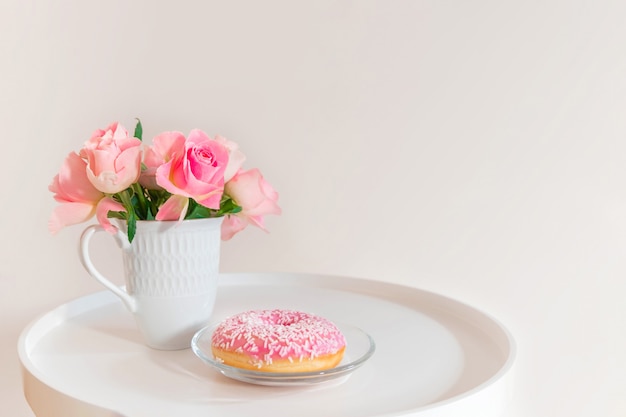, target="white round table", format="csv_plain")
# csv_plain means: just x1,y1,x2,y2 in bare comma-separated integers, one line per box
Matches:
18,272,516,417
